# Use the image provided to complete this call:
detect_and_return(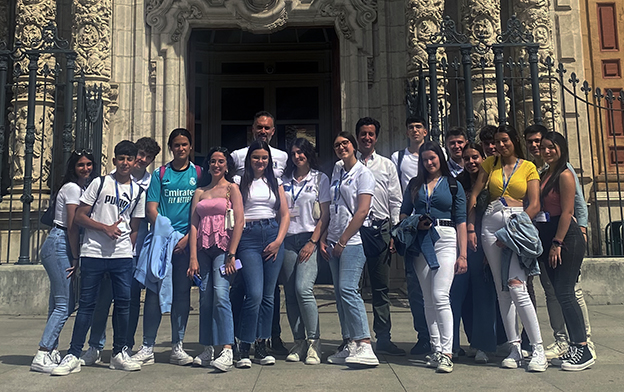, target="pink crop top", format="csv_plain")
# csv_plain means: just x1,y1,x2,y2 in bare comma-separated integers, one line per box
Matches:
541,176,562,217
196,198,230,251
